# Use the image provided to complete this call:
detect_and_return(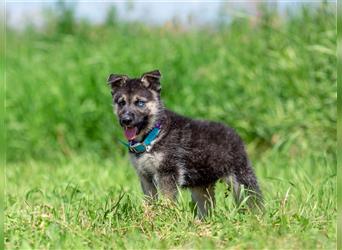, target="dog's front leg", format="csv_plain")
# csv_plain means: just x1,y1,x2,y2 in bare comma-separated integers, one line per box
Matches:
139,174,158,201
157,174,178,201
